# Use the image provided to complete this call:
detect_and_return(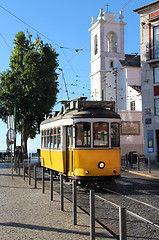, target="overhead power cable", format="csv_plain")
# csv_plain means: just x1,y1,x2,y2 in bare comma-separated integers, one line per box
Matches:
0,33,11,51
116,0,133,15
0,5,61,48
0,4,90,53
